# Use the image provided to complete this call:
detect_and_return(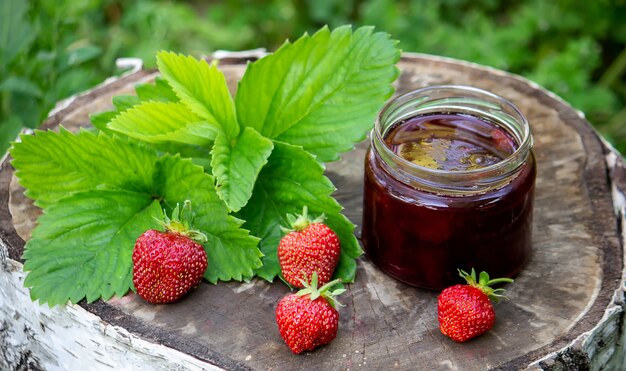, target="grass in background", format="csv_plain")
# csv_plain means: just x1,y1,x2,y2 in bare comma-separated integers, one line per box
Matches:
1,0,625,154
